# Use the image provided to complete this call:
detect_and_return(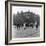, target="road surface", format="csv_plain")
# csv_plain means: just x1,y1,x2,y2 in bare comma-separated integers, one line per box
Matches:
12,26,40,38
